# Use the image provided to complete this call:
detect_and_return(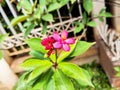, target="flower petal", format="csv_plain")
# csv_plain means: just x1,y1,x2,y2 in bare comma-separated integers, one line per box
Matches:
61,30,68,39
53,42,62,49
63,44,70,51
53,32,61,41
65,38,75,44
